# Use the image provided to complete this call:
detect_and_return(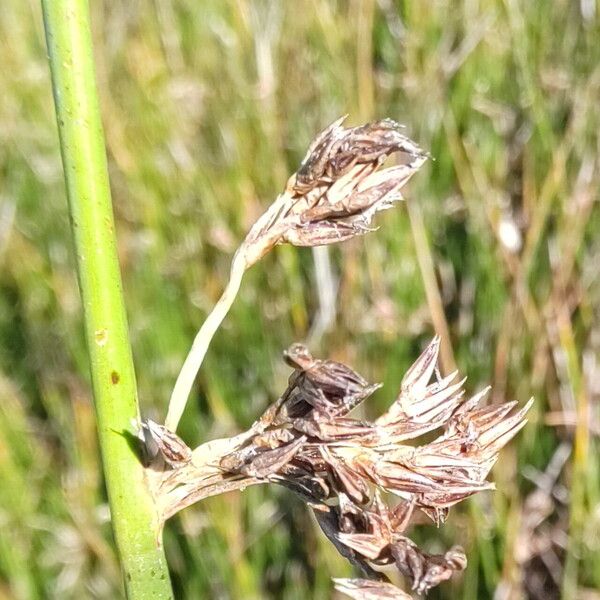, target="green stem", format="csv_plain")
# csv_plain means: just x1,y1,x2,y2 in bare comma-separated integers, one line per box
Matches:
556,303,587,599
41,1,173,597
